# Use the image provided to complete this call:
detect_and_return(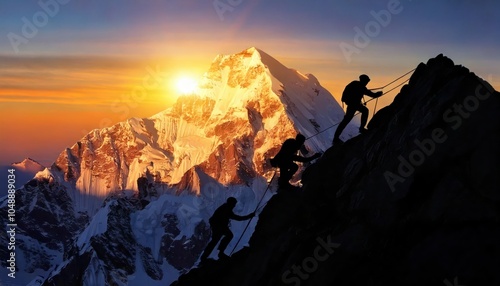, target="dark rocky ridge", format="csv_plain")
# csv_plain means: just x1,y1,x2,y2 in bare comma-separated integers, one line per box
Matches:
172,55,500,286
